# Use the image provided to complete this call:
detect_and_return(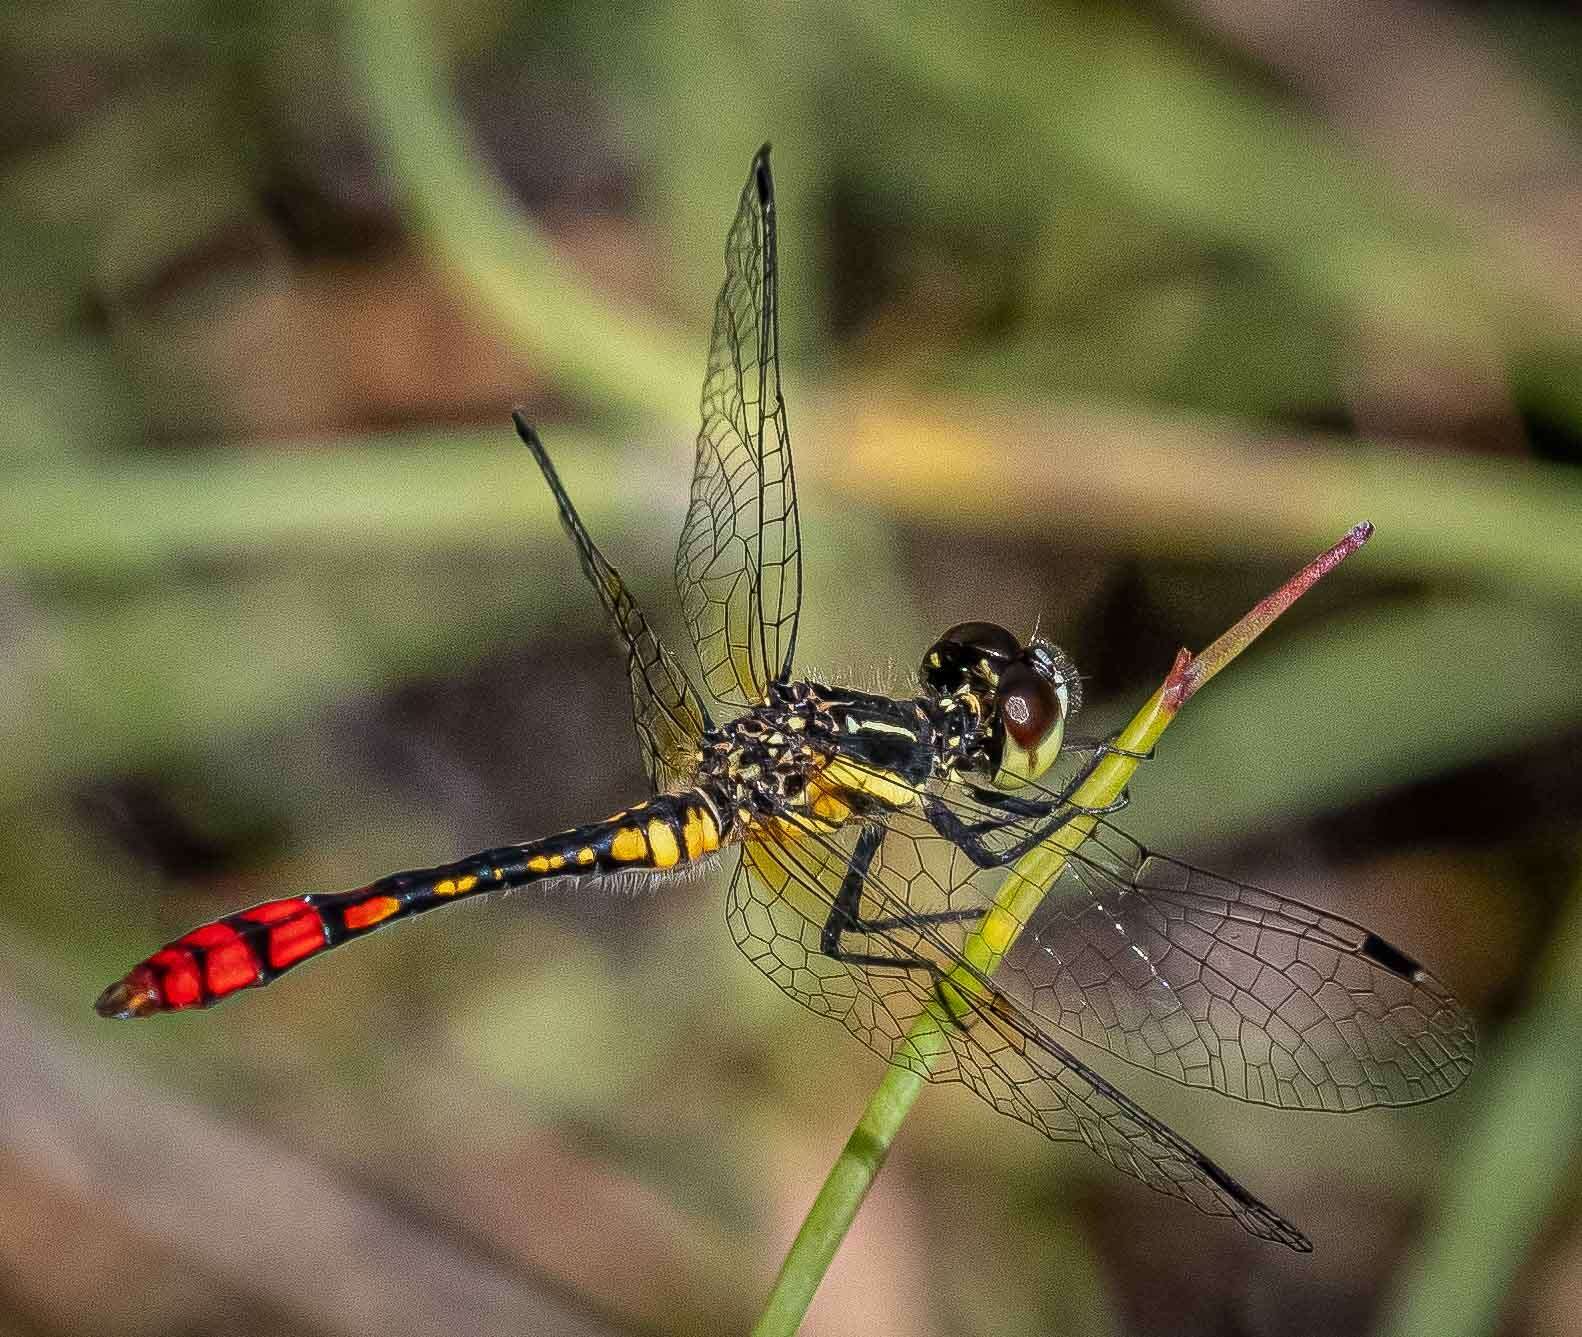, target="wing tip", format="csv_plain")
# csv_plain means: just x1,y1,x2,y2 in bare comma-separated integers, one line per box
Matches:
512,409,552,470
753,143,773,207
1254,1209,1315,1253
